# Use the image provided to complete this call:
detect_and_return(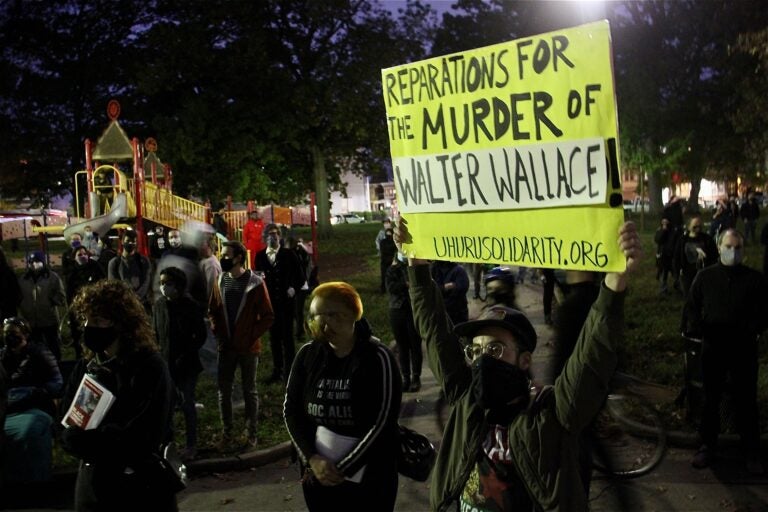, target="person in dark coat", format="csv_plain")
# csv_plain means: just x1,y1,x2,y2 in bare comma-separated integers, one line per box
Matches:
153,267,207,461
385,252,423,392
378,228,397,293
673,215,718,297
284,282,402,512
740,193,760,245
2,317,63,484
0,247,21,322
686,229,768,474
256,224,304,383
96,235,117,275
66,247,105,358
59,280,177,512
654,217,676,294
430,260,469,325
18,251,66,361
